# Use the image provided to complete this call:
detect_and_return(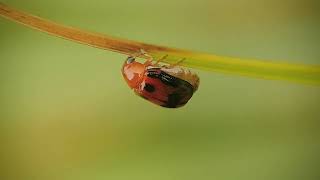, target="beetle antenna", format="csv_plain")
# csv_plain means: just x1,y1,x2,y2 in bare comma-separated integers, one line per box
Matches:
140,49,153,59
